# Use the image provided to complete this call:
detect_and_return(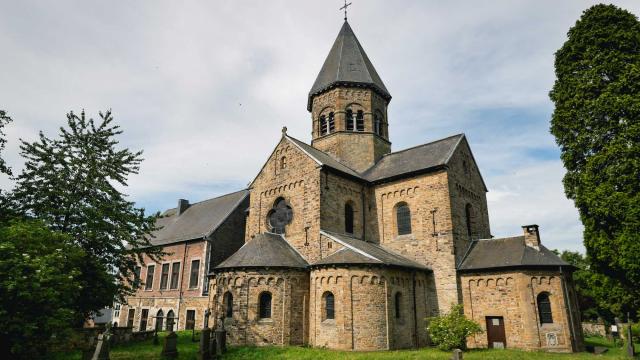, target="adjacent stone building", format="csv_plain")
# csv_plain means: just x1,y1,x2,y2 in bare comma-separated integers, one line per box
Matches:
206,20,584,352
119,190,249,332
